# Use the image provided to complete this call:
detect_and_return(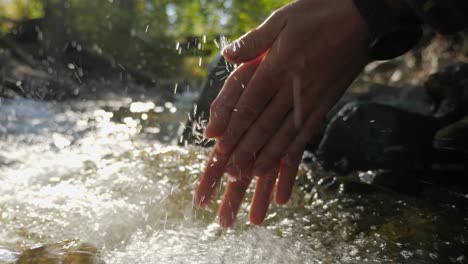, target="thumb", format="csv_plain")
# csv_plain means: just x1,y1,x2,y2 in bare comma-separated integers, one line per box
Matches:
223,9,286,64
